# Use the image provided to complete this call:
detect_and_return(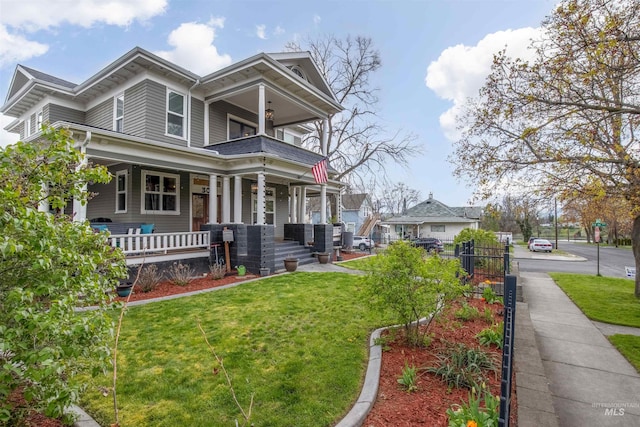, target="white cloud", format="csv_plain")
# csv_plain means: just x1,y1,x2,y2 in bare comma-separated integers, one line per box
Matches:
313,15,321,25
274,26,285,36
0,114,19,148
154,21,232,76
425,27,541,141
0,25,48,67
256,24,267,40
